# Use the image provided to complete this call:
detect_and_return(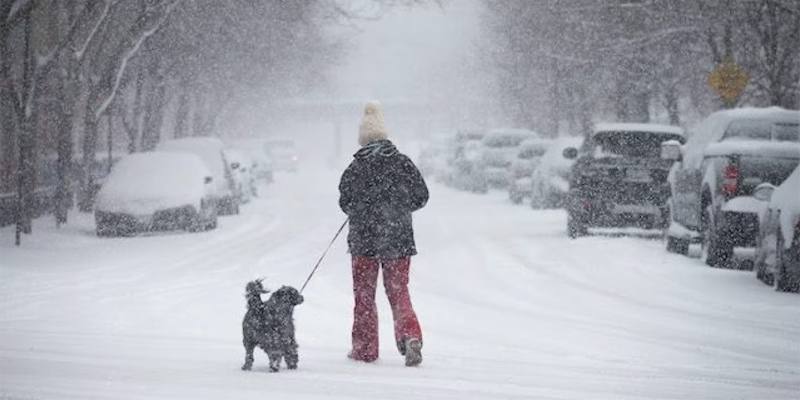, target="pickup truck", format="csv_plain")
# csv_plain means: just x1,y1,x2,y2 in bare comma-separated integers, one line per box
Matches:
664,107,800,268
